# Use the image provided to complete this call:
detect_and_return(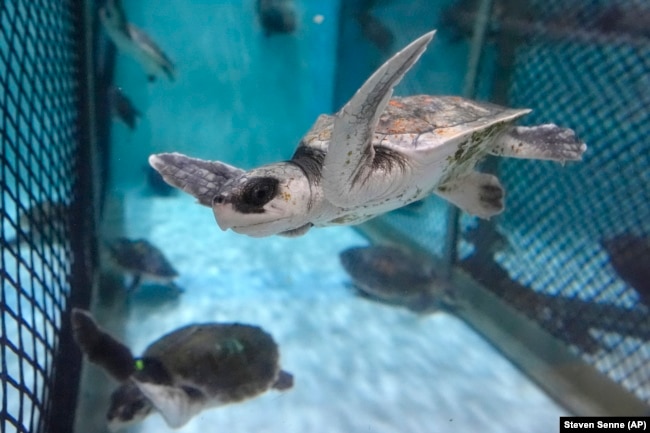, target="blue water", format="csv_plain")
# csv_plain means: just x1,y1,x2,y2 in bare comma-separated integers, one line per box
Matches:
101,1,565,432
110,0,340,187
